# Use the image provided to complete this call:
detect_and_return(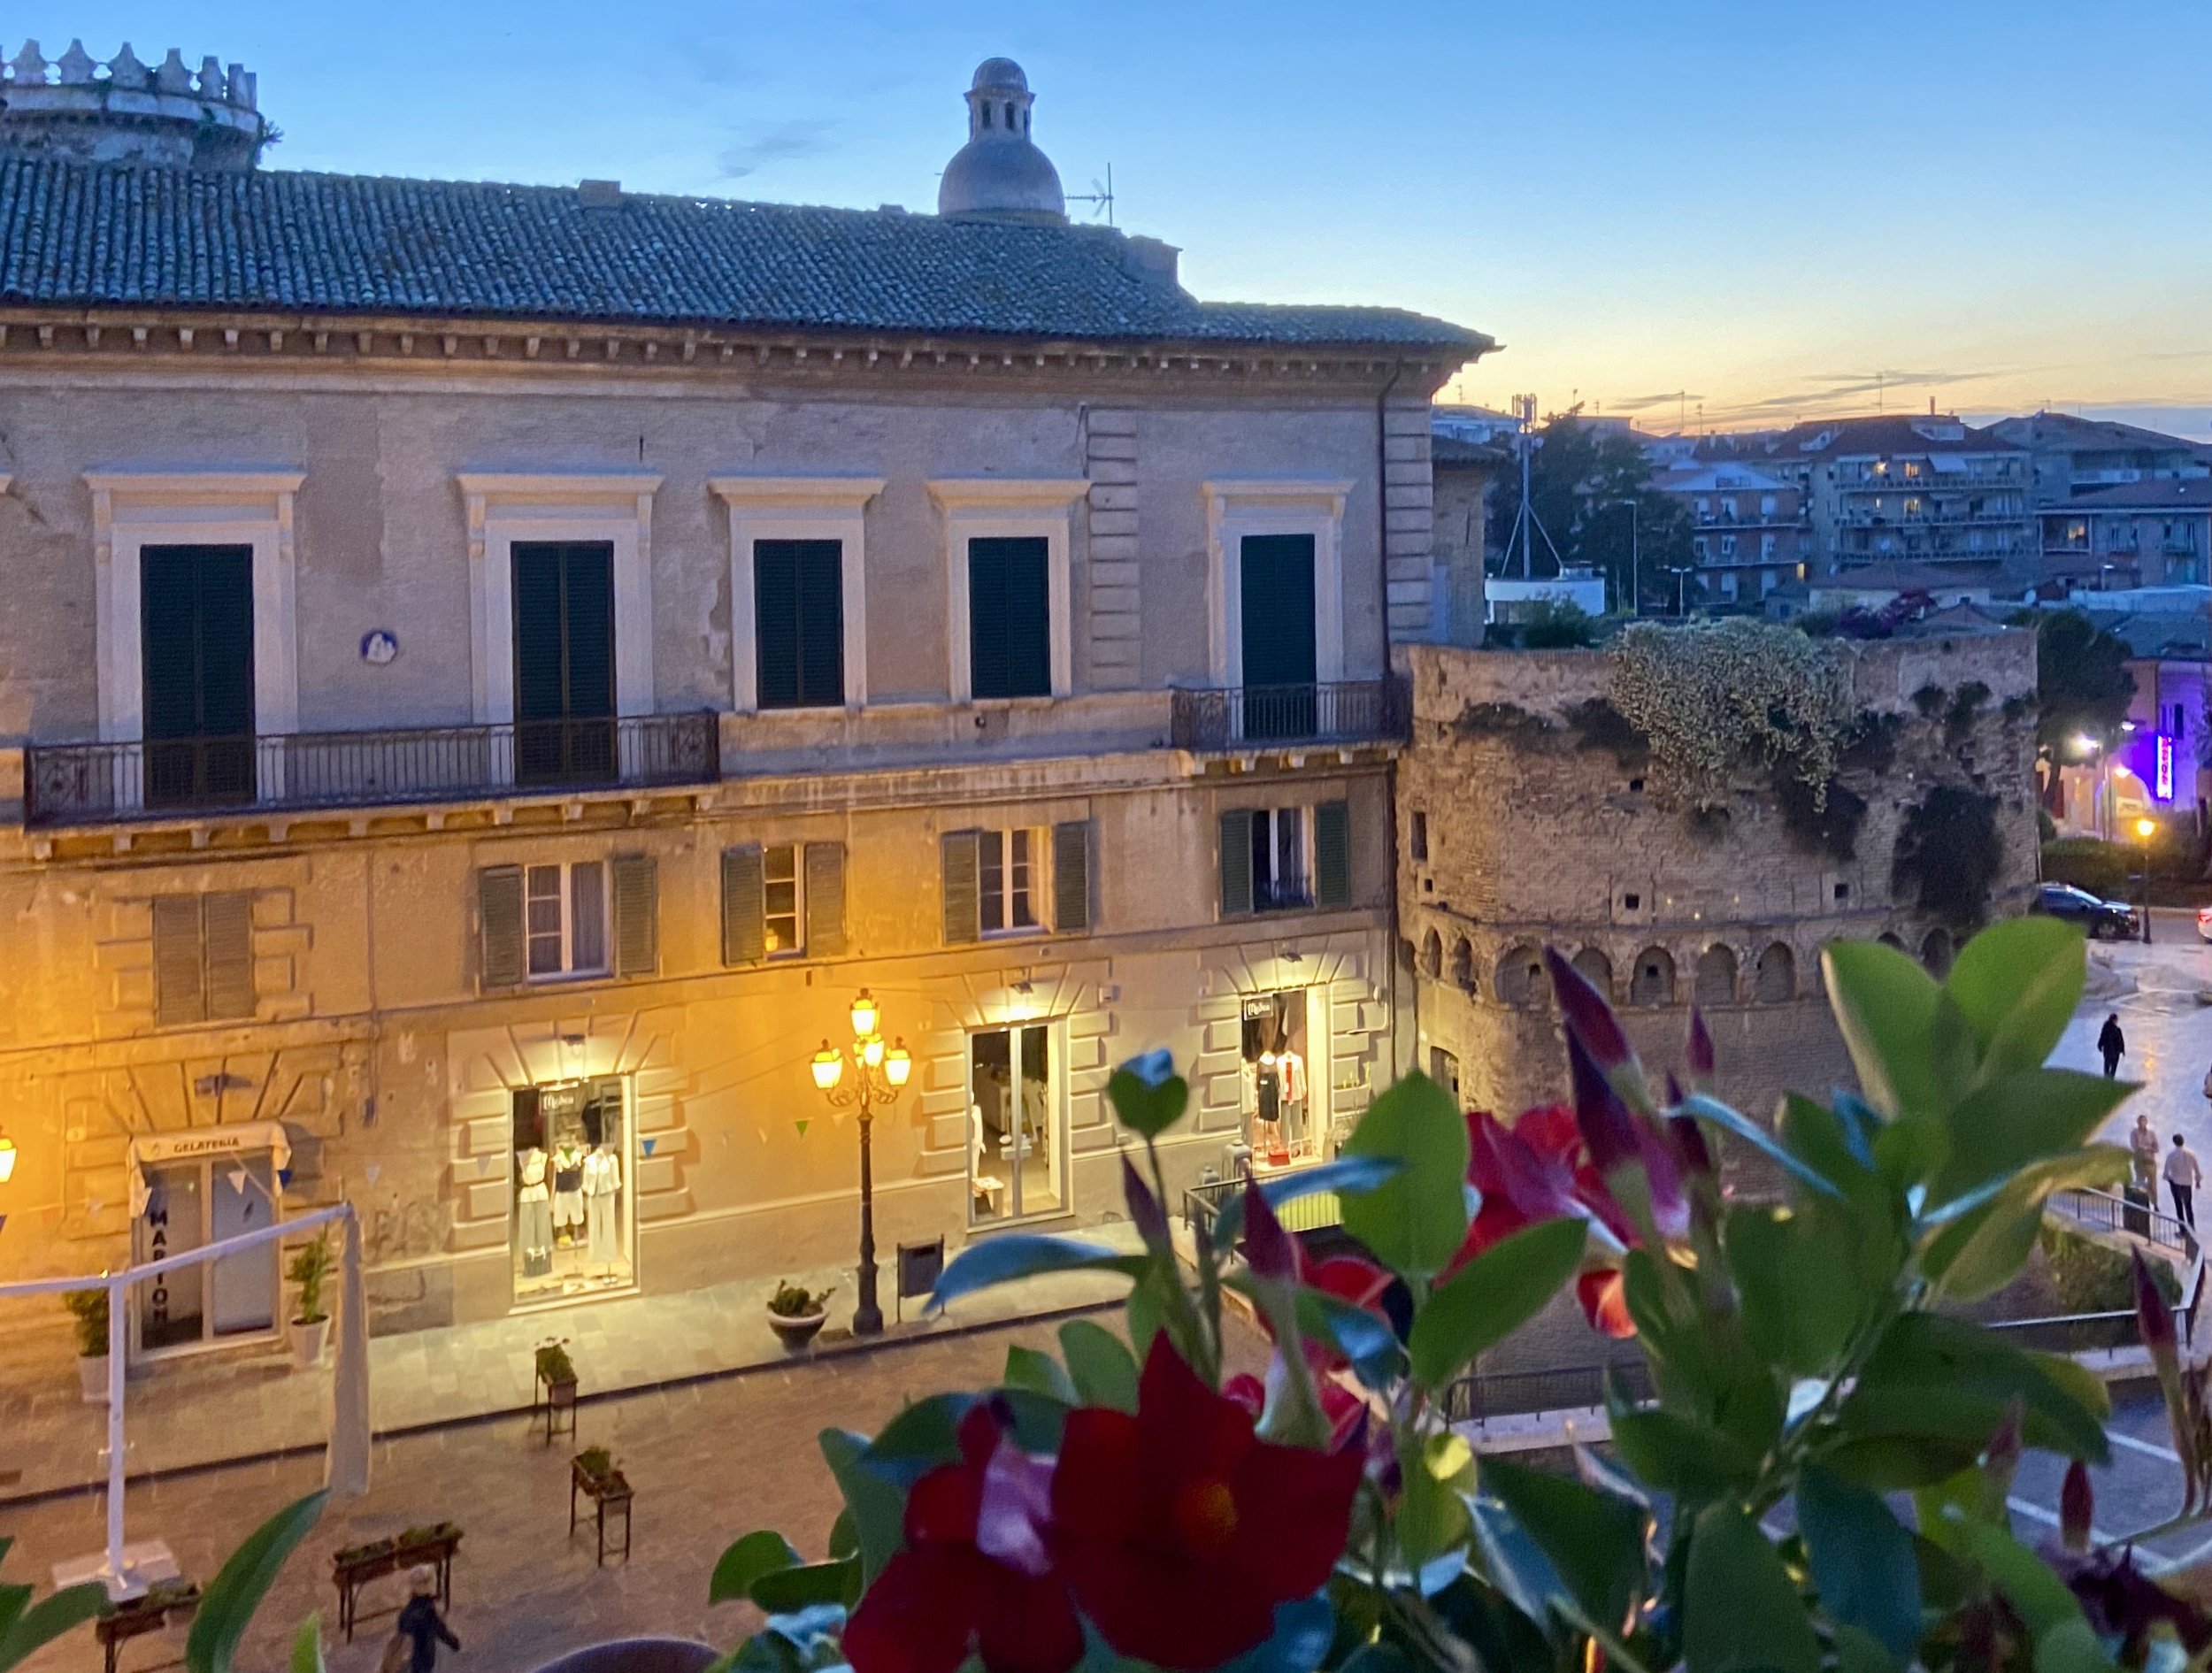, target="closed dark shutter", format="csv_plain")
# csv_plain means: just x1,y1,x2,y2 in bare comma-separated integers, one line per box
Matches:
152,894,205,1025
941,830,980,945
1239,535,1318,687
1052,820,1091,933
612,854,658,977
514,542,616,783
1315,800,1352,909
479,865,526,988
142,544,256,807
756,540,845,709
1218,810,1256,918
805,841,847,956
970,537,1050,699
202,892,256,1020
721,845,765,965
